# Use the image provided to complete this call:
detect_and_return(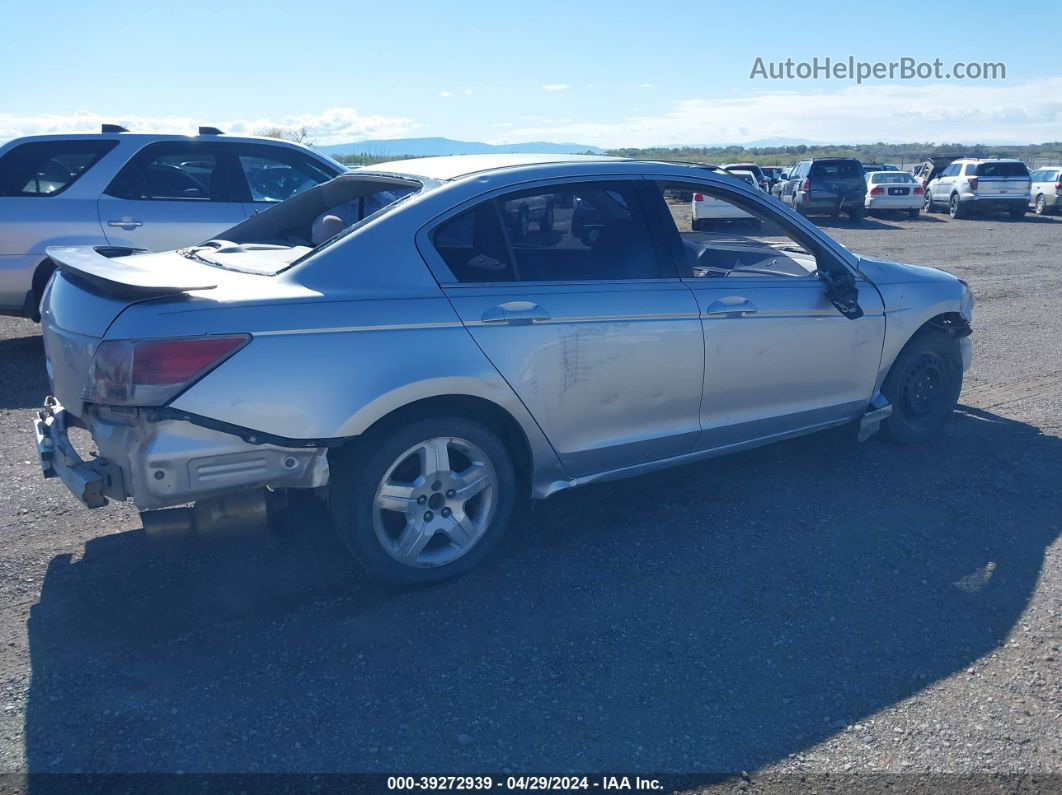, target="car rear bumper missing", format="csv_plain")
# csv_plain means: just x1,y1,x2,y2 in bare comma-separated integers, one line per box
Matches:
34,396,120,508
34,396,330,510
